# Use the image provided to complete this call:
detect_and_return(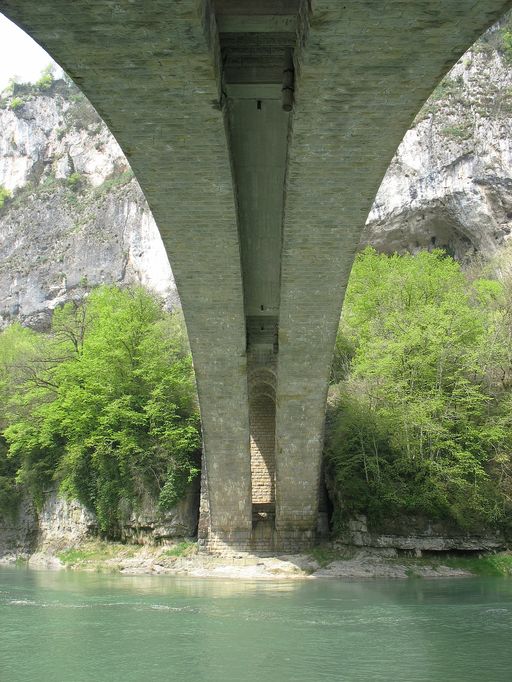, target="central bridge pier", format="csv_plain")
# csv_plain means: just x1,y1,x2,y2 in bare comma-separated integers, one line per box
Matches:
200,0,320,553
2,0,511,552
